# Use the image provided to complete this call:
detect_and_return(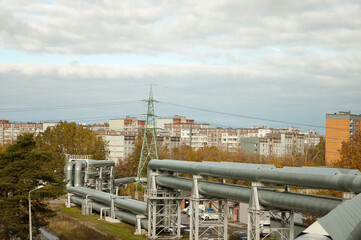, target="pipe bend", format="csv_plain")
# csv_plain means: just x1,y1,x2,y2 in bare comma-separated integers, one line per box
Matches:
74,160,86,187
65,162,75,189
